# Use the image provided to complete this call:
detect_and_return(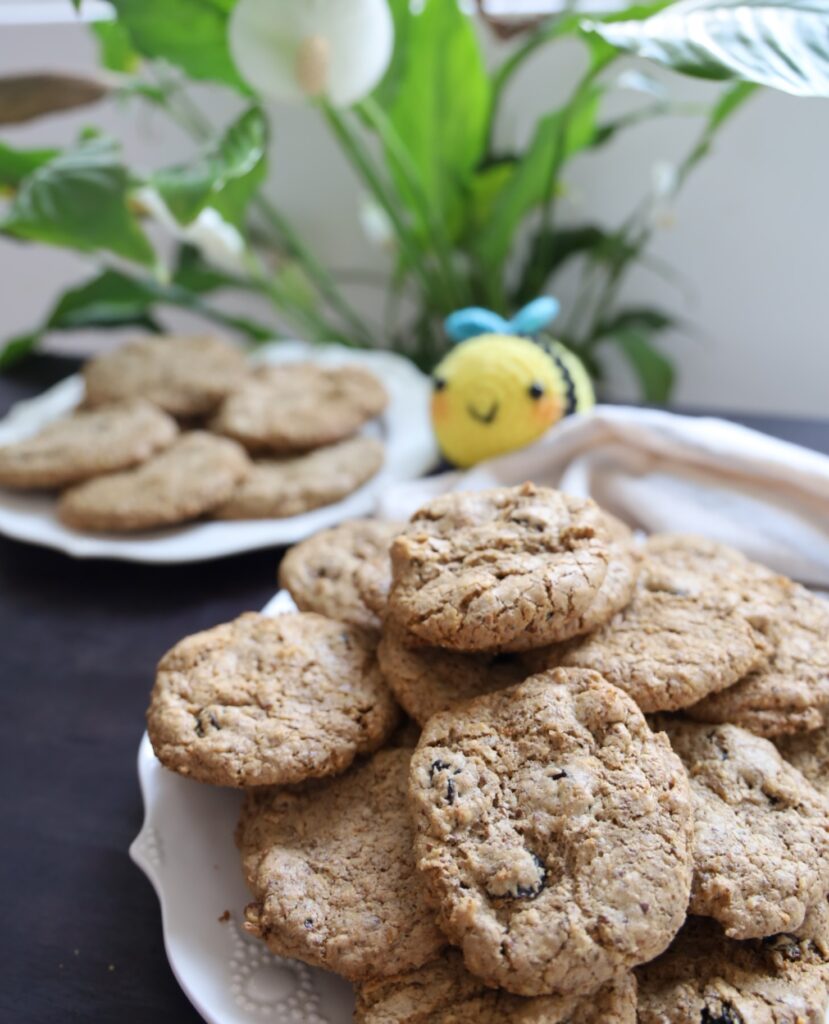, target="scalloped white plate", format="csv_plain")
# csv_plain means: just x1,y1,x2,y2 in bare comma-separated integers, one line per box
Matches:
130,591,356,1024
0,342,438,563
